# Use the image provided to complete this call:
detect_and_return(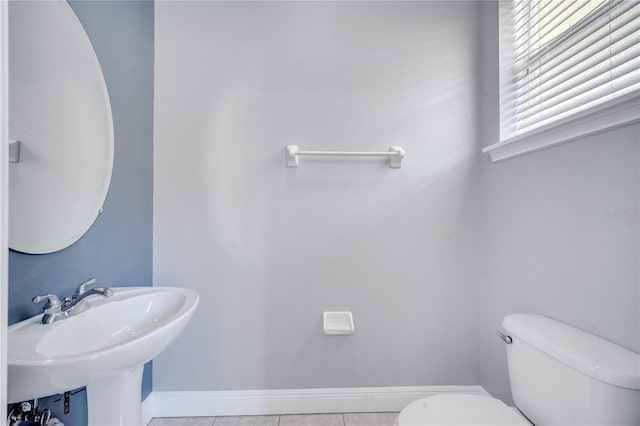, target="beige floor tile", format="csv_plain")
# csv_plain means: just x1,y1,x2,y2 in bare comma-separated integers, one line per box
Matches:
279,414,344,426
149,417,216,426
343,412,398,426
214,415,280,426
